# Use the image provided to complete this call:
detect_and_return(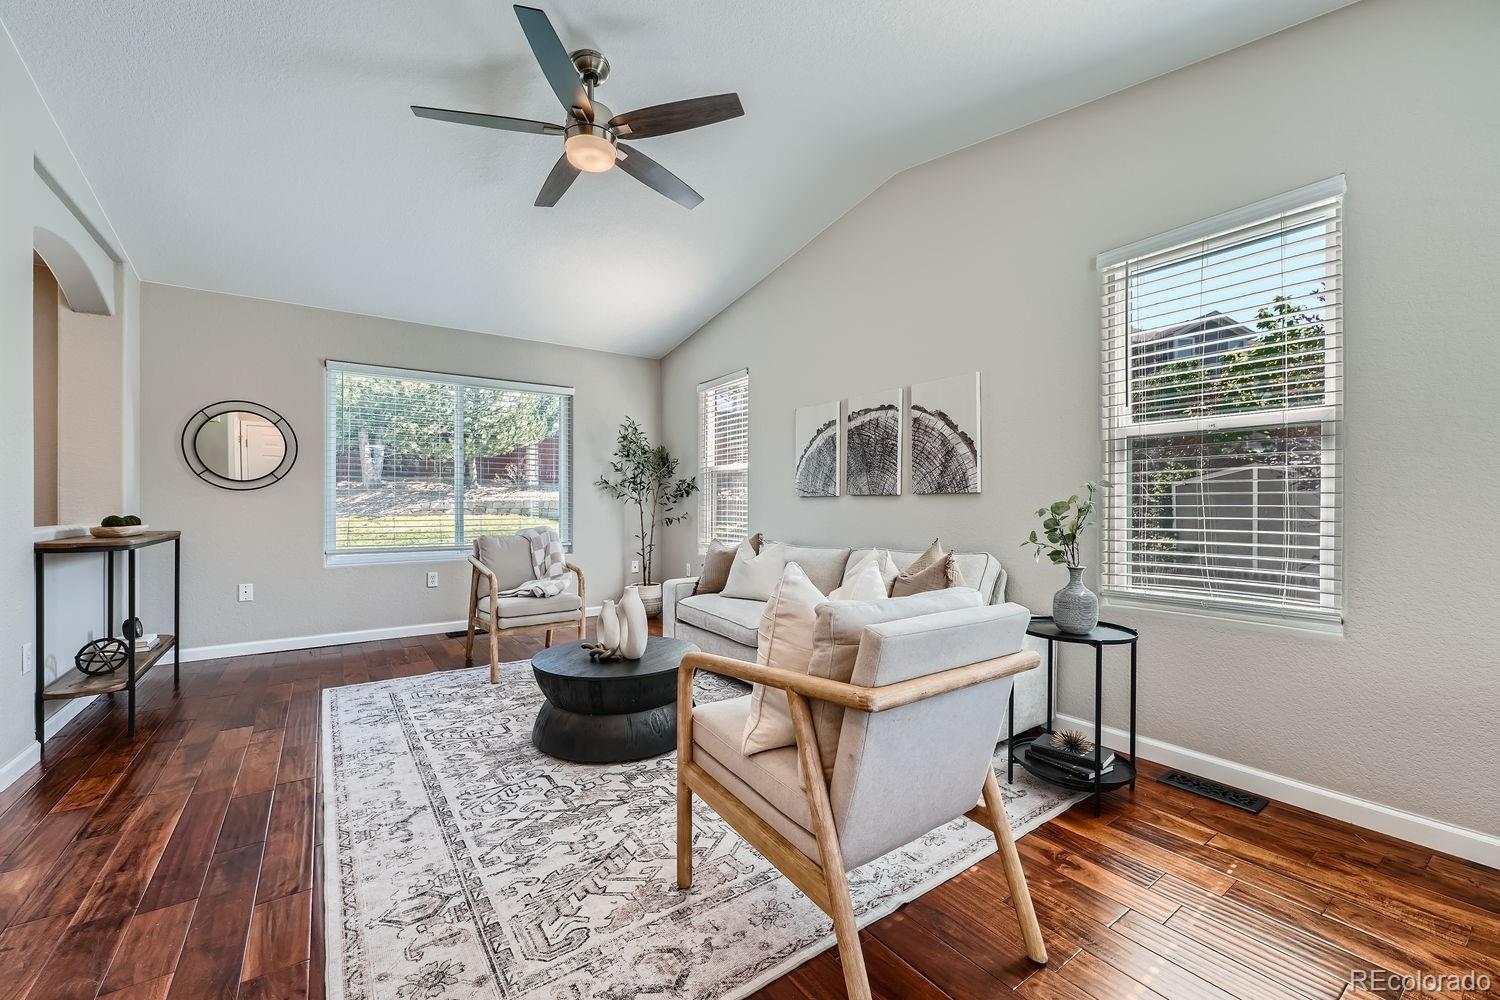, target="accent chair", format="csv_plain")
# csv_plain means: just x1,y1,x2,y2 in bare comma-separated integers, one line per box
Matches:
675,601,1047,1000
466,534,586,684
